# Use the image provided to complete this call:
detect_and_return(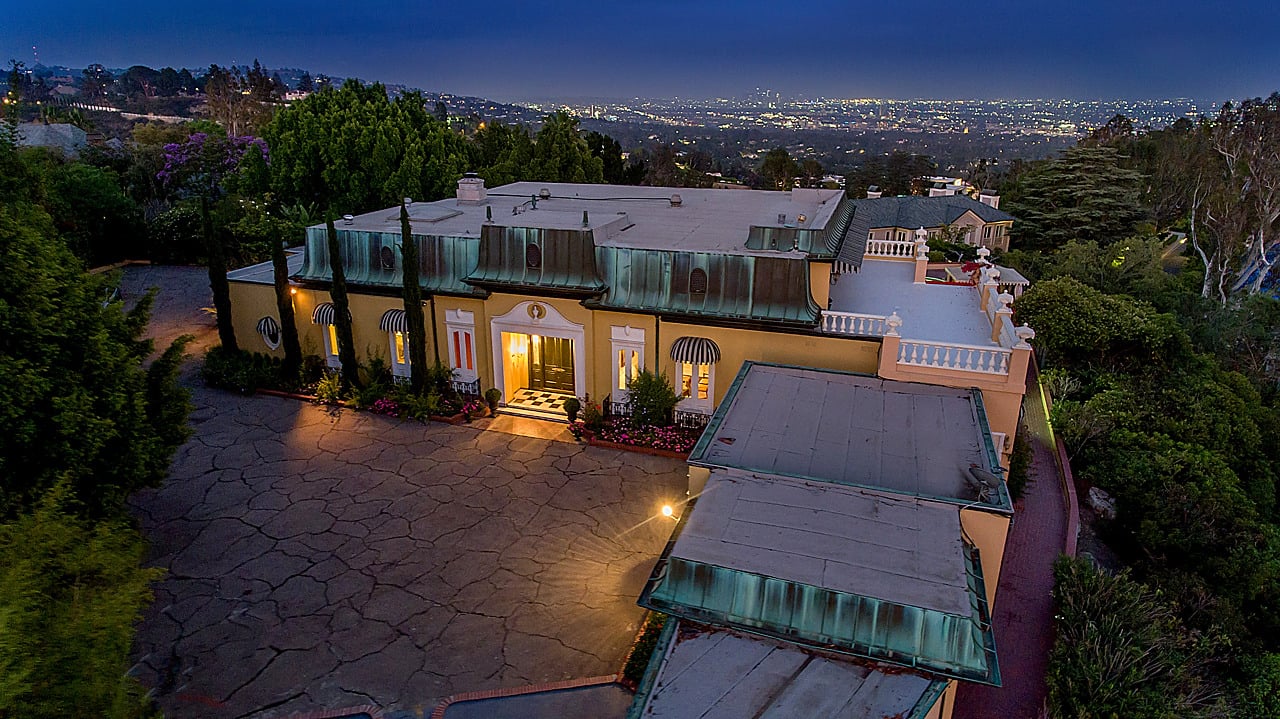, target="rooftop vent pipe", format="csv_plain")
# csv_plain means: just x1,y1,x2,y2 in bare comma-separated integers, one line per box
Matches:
342,214,354,225
669,194,682,207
